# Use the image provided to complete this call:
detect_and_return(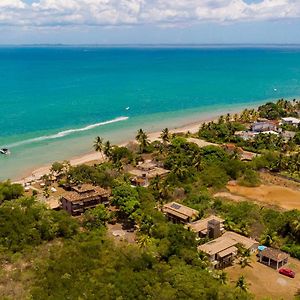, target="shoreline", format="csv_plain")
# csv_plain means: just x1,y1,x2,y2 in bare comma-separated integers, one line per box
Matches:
14,114,217,184
11,96,290,185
